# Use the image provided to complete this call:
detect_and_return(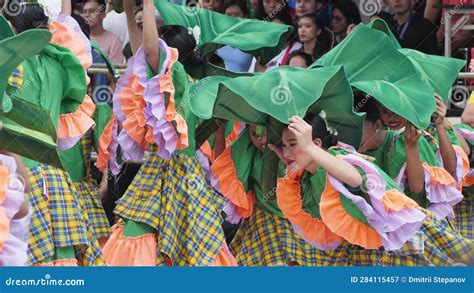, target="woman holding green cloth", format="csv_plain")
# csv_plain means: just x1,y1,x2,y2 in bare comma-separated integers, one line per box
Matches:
211,124,330,266
3,0,104,266
102,0,236,266
273,114,473,265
